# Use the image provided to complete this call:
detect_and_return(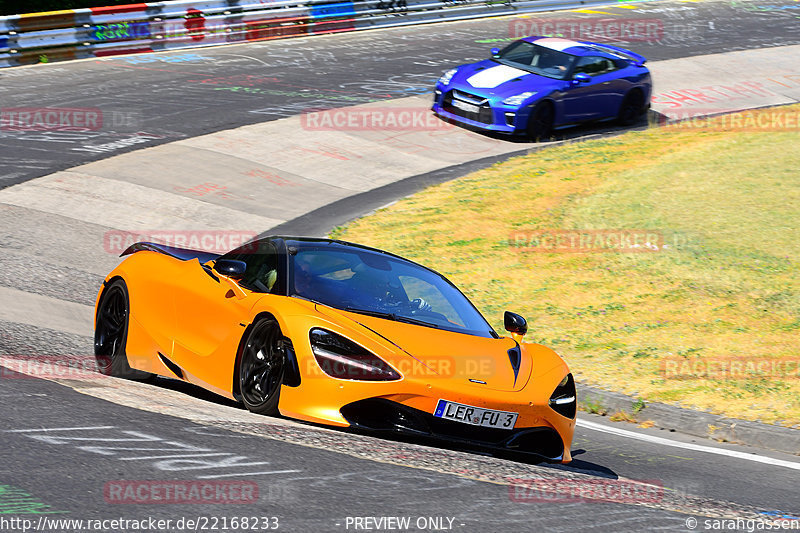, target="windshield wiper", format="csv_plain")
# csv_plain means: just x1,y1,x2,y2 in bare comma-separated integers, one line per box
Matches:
343,307,396,319
394,315,440,329
344,307,440,329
